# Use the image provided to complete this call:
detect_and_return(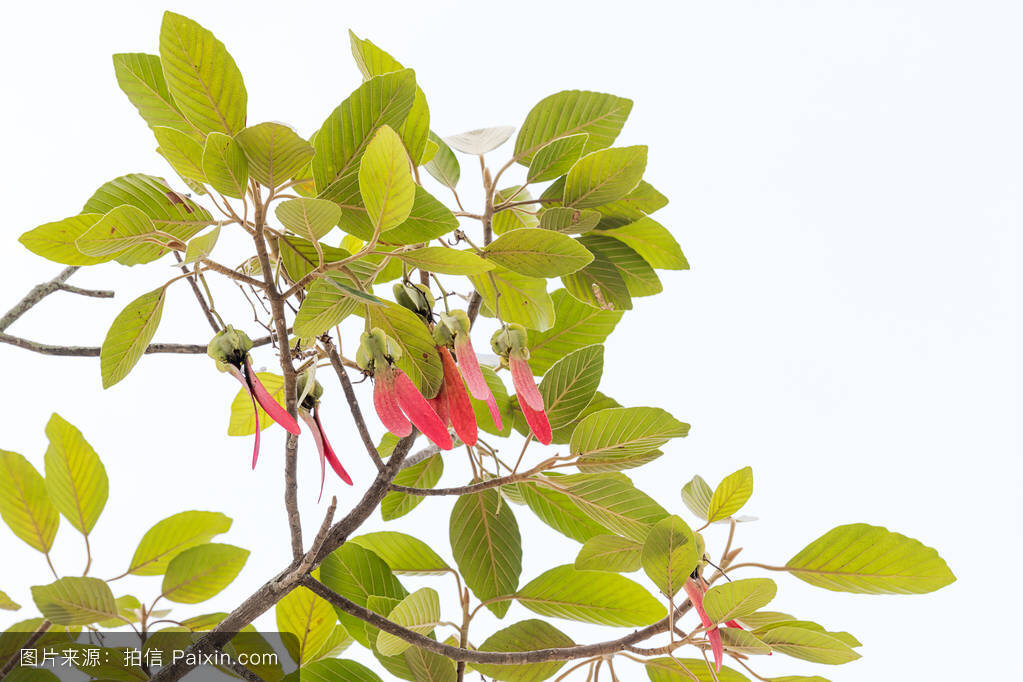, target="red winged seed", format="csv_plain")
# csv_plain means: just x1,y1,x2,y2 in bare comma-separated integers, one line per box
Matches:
509,352,544,411
244,359,301,435
684,578,723,673
393,369,453,450
374,367,412,437
439,347,478,446
519,395,553,445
